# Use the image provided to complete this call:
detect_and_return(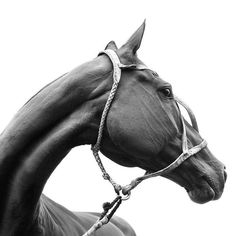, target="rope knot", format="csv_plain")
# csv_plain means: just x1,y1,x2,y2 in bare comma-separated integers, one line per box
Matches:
102,173,110,180
113,184,122,195
102,202,111,211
